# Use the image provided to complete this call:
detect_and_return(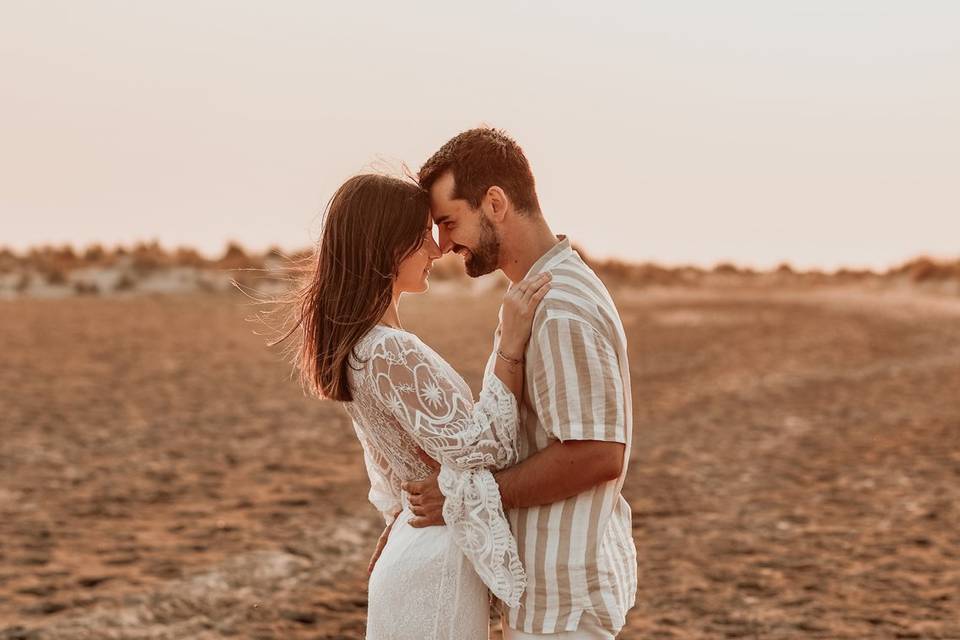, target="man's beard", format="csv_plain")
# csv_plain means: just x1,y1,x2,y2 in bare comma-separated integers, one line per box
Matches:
462,215,501,277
